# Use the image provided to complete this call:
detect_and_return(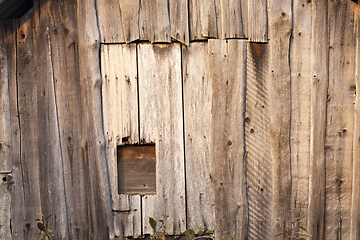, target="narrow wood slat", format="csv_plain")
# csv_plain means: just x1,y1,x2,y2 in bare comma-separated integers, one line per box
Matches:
245,43,271,240
0,21,12,174
307,0,328,238
119,0,140,43
0,173,11,239
248,0,267,42
189,0,218,40
182,42,214,230
77,0,114,238
268,0,292,236
208,39,247,240
325,2,357,239
351,8,360,239
138,43,186,235
139,0,171,43
35,1,68,237
215,0,245,39
289,0,312,226
48,1,89,238
101,44,141,238
97,0,125,43
169,0,190,45
16,9,43,239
